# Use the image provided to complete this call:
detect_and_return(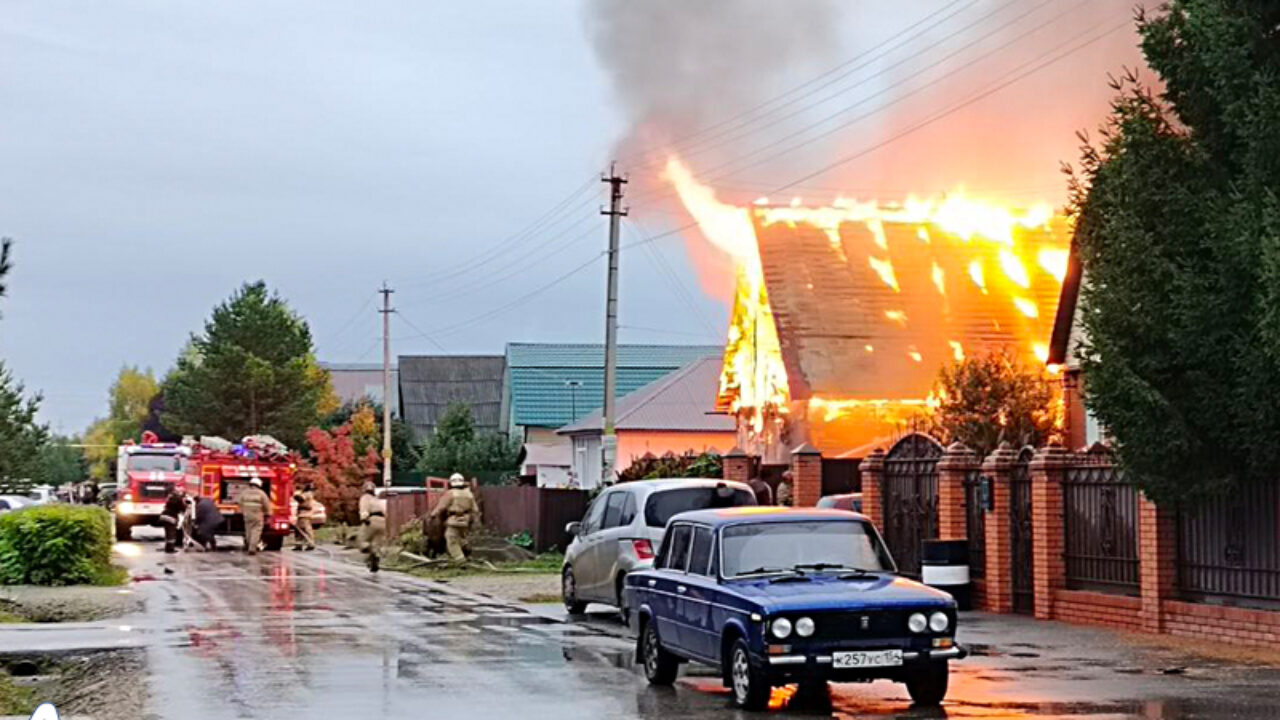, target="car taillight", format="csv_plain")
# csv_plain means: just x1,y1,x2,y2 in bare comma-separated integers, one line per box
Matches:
632,539,654,560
